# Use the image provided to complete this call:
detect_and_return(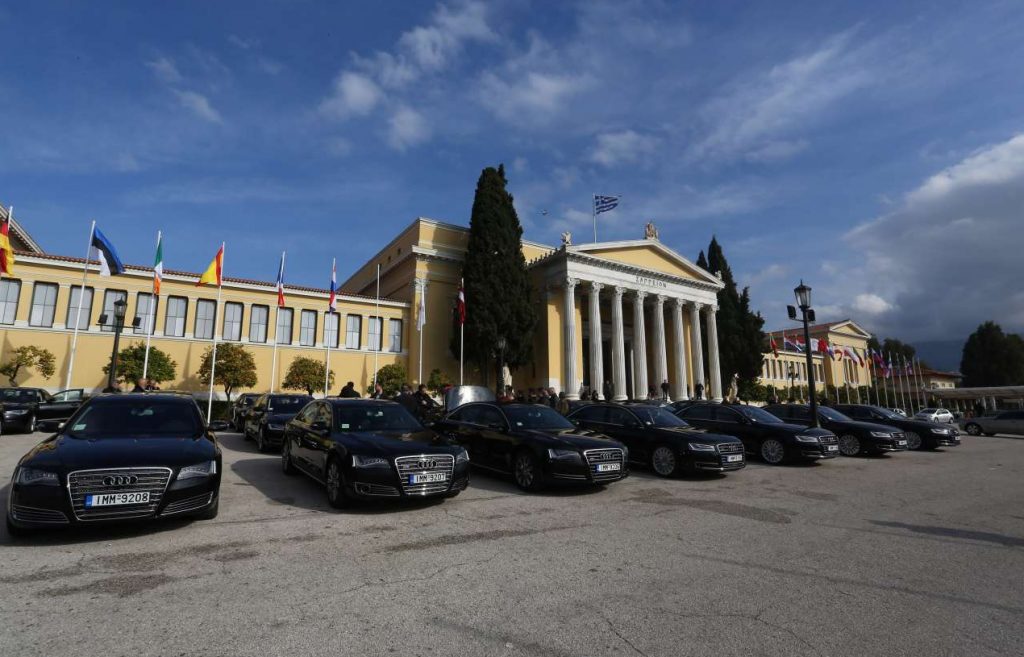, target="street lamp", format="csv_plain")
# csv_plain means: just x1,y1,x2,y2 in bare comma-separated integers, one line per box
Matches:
787,365,797,401
788,280,819,427
105,298,127,392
